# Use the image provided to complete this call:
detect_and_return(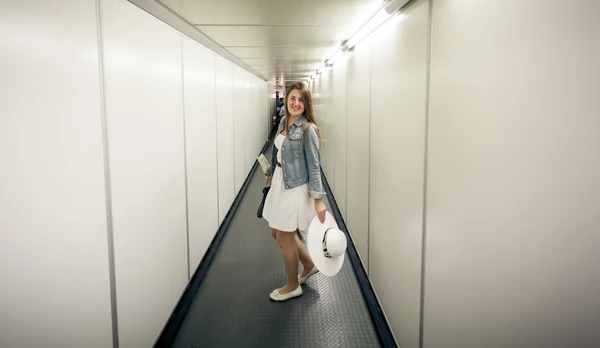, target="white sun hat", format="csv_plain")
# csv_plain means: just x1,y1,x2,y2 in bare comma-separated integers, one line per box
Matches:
307,211,347,276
